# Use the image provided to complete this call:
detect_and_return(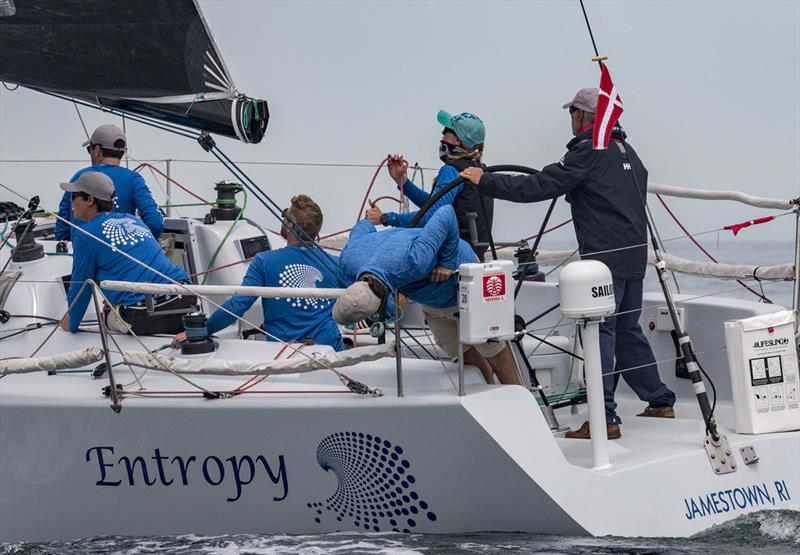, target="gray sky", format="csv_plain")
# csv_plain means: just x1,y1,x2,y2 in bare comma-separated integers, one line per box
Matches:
1,0,798,252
